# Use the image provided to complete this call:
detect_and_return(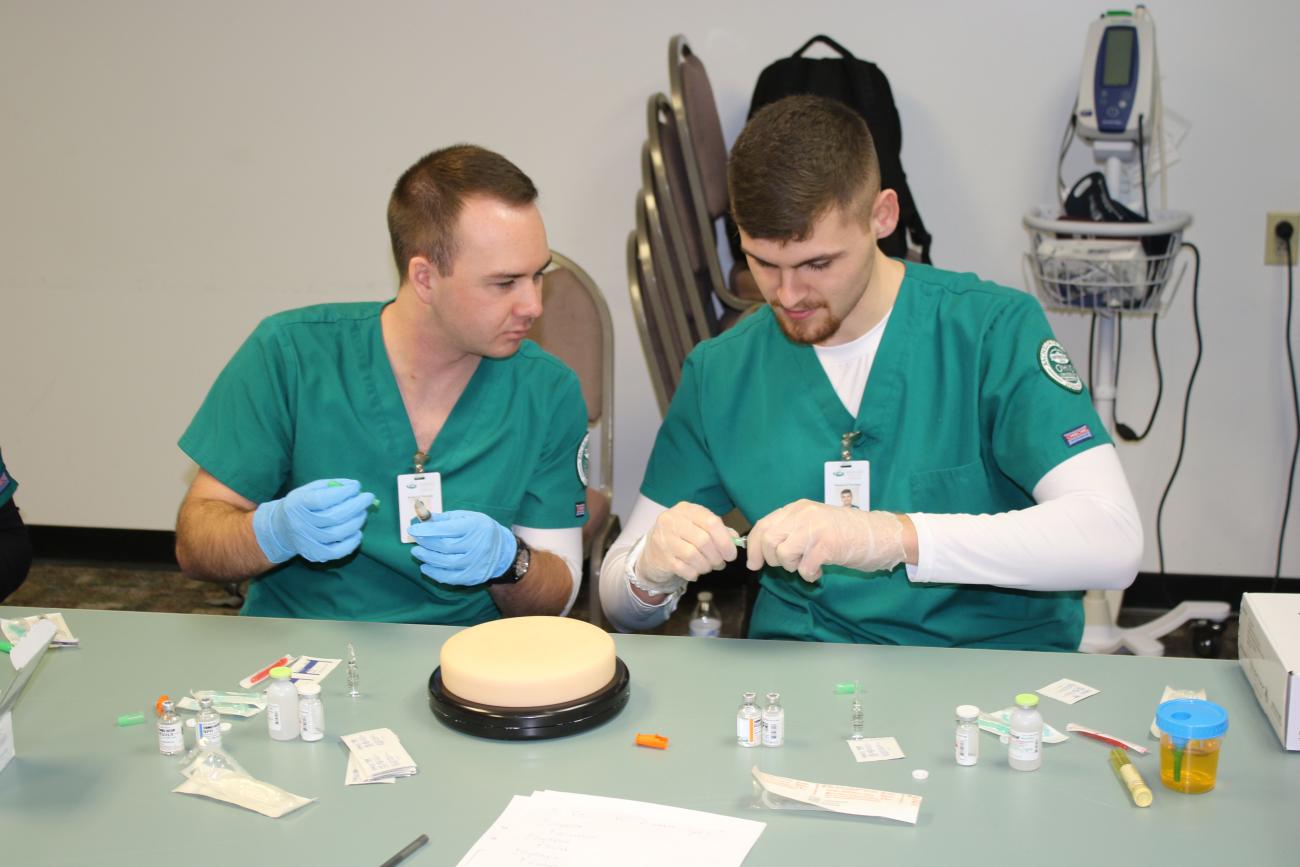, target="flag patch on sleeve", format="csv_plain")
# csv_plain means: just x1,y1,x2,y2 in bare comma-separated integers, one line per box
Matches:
575,502,586,518
1062,424,1094,447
